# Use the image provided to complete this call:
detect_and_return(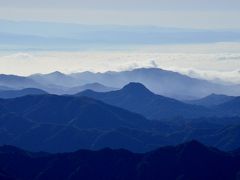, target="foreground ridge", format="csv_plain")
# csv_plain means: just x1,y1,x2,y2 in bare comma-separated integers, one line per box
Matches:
0,140,239,180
